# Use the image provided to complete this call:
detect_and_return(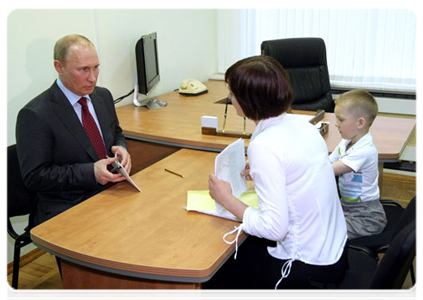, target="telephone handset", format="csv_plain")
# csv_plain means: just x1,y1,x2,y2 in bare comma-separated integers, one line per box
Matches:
179,79,208,96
